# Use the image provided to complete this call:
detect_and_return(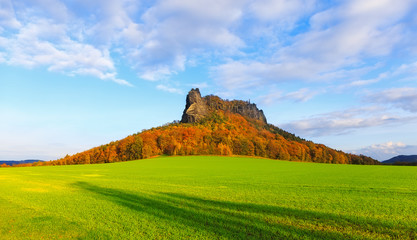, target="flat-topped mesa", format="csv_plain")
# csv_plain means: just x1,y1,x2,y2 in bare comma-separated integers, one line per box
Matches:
181,88,267,124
